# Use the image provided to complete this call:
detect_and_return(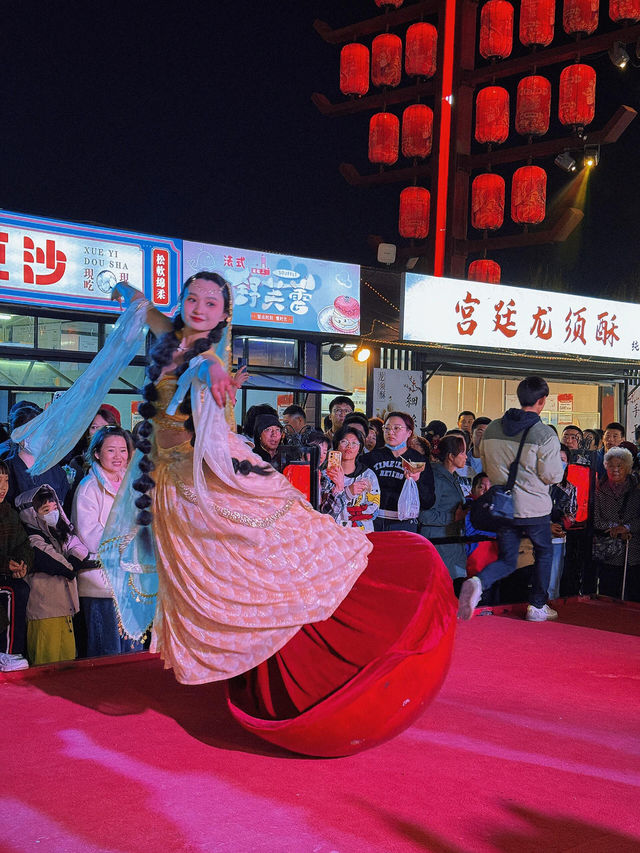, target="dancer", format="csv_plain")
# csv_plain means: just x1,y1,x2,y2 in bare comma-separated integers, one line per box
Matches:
13,274,372,684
